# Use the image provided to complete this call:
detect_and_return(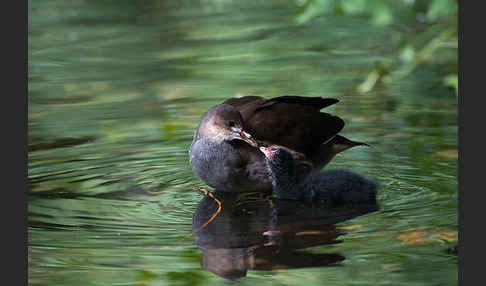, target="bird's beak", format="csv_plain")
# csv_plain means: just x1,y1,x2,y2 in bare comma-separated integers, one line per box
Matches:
230,127,258,147
240,130,258,147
